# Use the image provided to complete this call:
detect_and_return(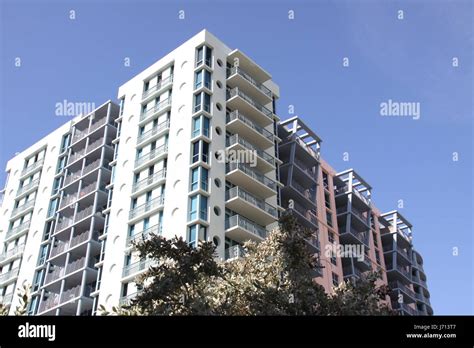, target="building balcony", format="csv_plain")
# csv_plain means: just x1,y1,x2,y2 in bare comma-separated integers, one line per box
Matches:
5,221,30,241
63,159,106,187
383,244,412,264
284,180,316,206
142,75,173,102
392,302,417,316
225,162,277,199
389,280,416,302
226,66,272,104
126,224,162,247
128,195,165,223
343,266,364,280
131,168,167,198
226,110,275,149
338,225,369,246
134,144,168,172
0,292,14,306
226,87,274,127
20,159,44,178
119,291,142,306
224,244,246,260
136,119,170,147
44,257,88,286
59,182,102,210
305,234,320,253
139,97,172,125
71,117,108,145
289,201,318,229
0,267,20,286
0,244,25,266
10,199,36,219
225,214,267,243
16,178,40,199
225,187,277,226
336,206,370,229
387,264,412,282
122,259,153,280
226,134,277,173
